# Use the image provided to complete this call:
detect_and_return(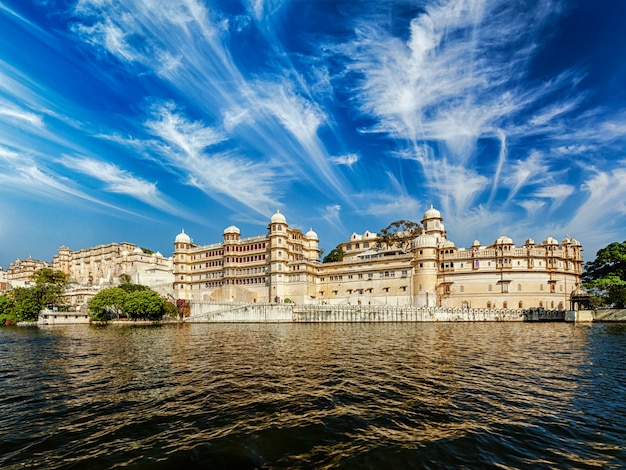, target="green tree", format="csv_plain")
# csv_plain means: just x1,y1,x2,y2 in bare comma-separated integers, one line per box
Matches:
30,268,68,287
323,248,344,263
378,220,422,251
87,287,128,320
10,287,43,321
118,273,132,285
123,290,166,320
583,241,626,308
0,294,16,325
